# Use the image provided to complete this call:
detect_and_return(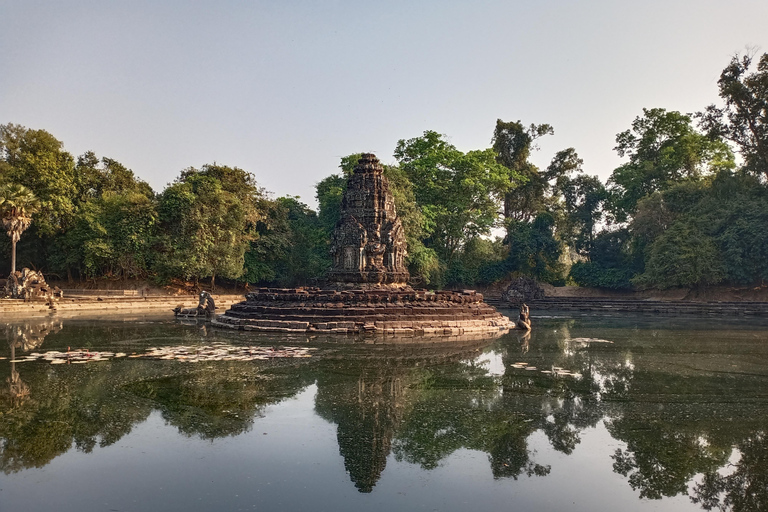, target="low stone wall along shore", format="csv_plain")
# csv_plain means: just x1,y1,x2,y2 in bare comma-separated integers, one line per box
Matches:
488,297,768,316
0,294,244,317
